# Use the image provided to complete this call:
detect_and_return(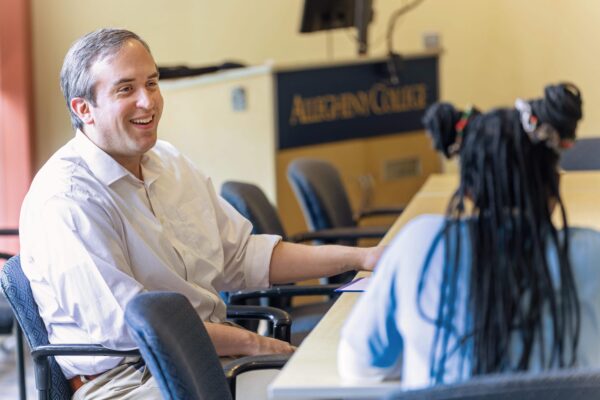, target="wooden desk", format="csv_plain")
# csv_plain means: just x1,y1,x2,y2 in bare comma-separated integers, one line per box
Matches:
269,171,600,399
